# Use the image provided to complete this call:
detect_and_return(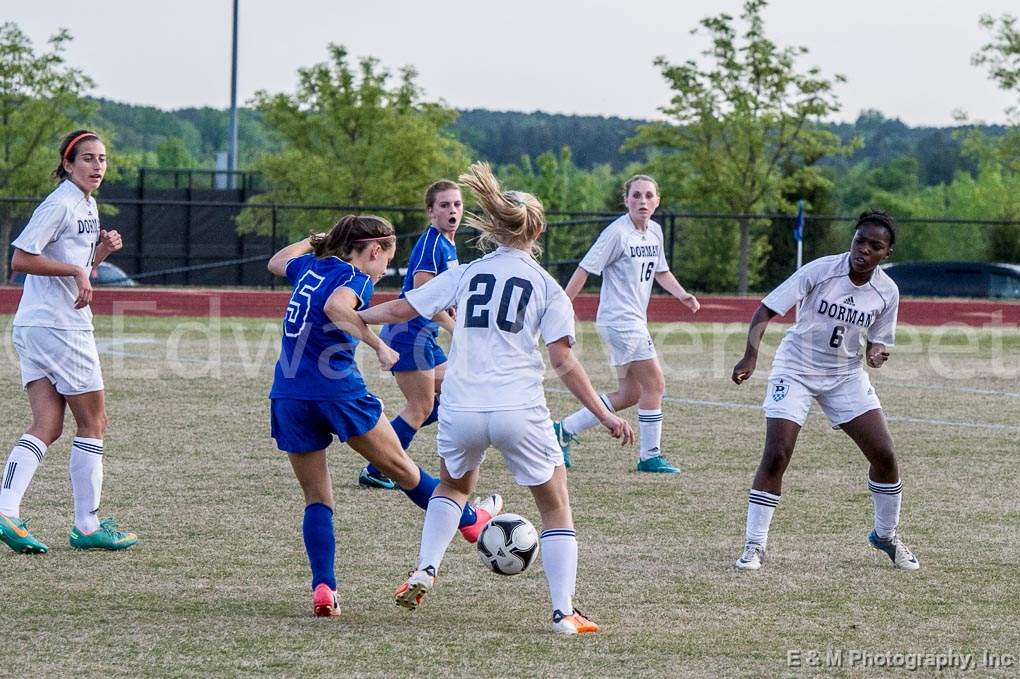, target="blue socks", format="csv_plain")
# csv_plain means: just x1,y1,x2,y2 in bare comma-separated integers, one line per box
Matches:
391,416,417,450
399,466,477,529
400,466,438,509
303,502,336,591
422,397,440,427
367,406,441,477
